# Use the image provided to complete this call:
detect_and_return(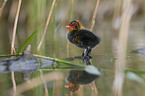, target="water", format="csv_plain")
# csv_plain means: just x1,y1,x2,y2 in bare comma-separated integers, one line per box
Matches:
0,0,145,96
0,19,144,96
